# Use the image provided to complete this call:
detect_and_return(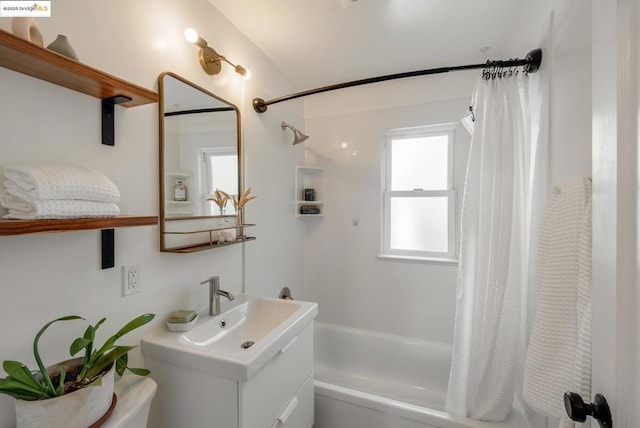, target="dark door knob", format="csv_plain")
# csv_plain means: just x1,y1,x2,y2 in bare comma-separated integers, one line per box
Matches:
564,392,612,428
